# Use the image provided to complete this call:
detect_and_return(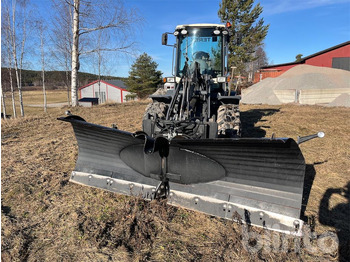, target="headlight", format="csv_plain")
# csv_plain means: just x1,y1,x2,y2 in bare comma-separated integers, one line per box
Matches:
213,29,220,35
222,30,229,35
174,31,179,36
217,76,226,83
181,29,188,35
166,77,175,83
